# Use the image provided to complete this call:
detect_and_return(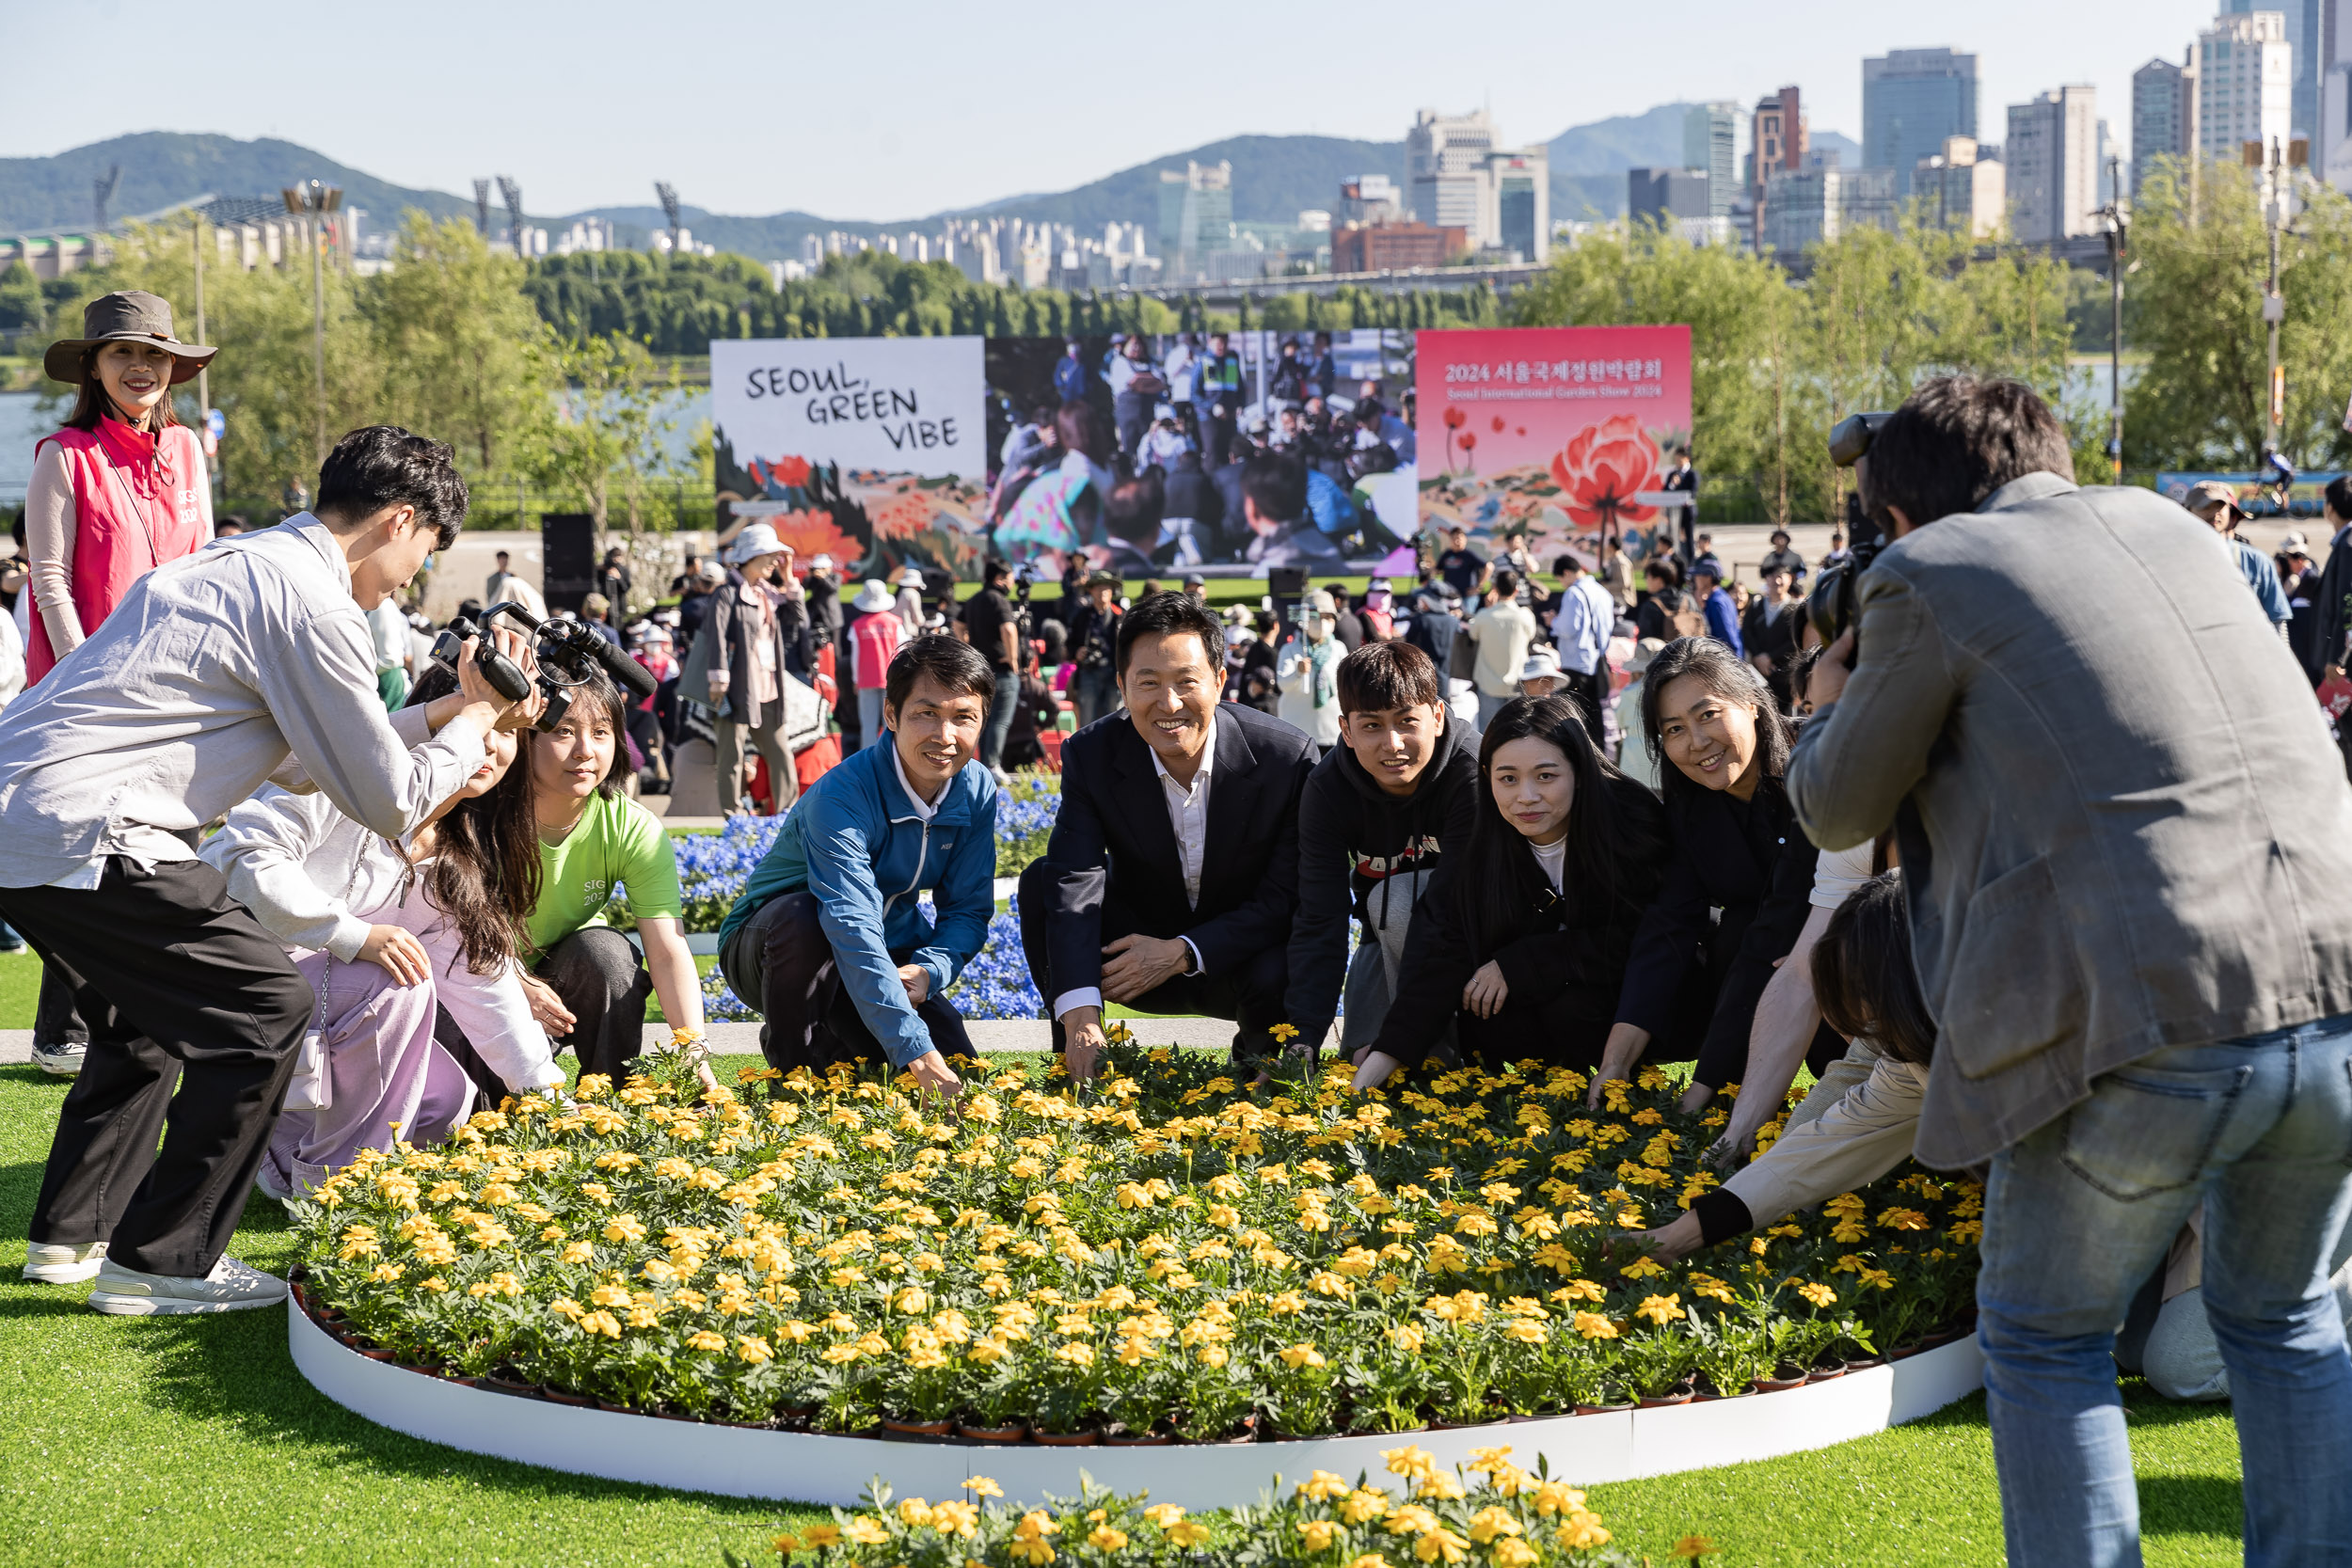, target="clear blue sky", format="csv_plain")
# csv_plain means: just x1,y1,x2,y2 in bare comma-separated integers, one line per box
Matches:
7,0,2227,219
